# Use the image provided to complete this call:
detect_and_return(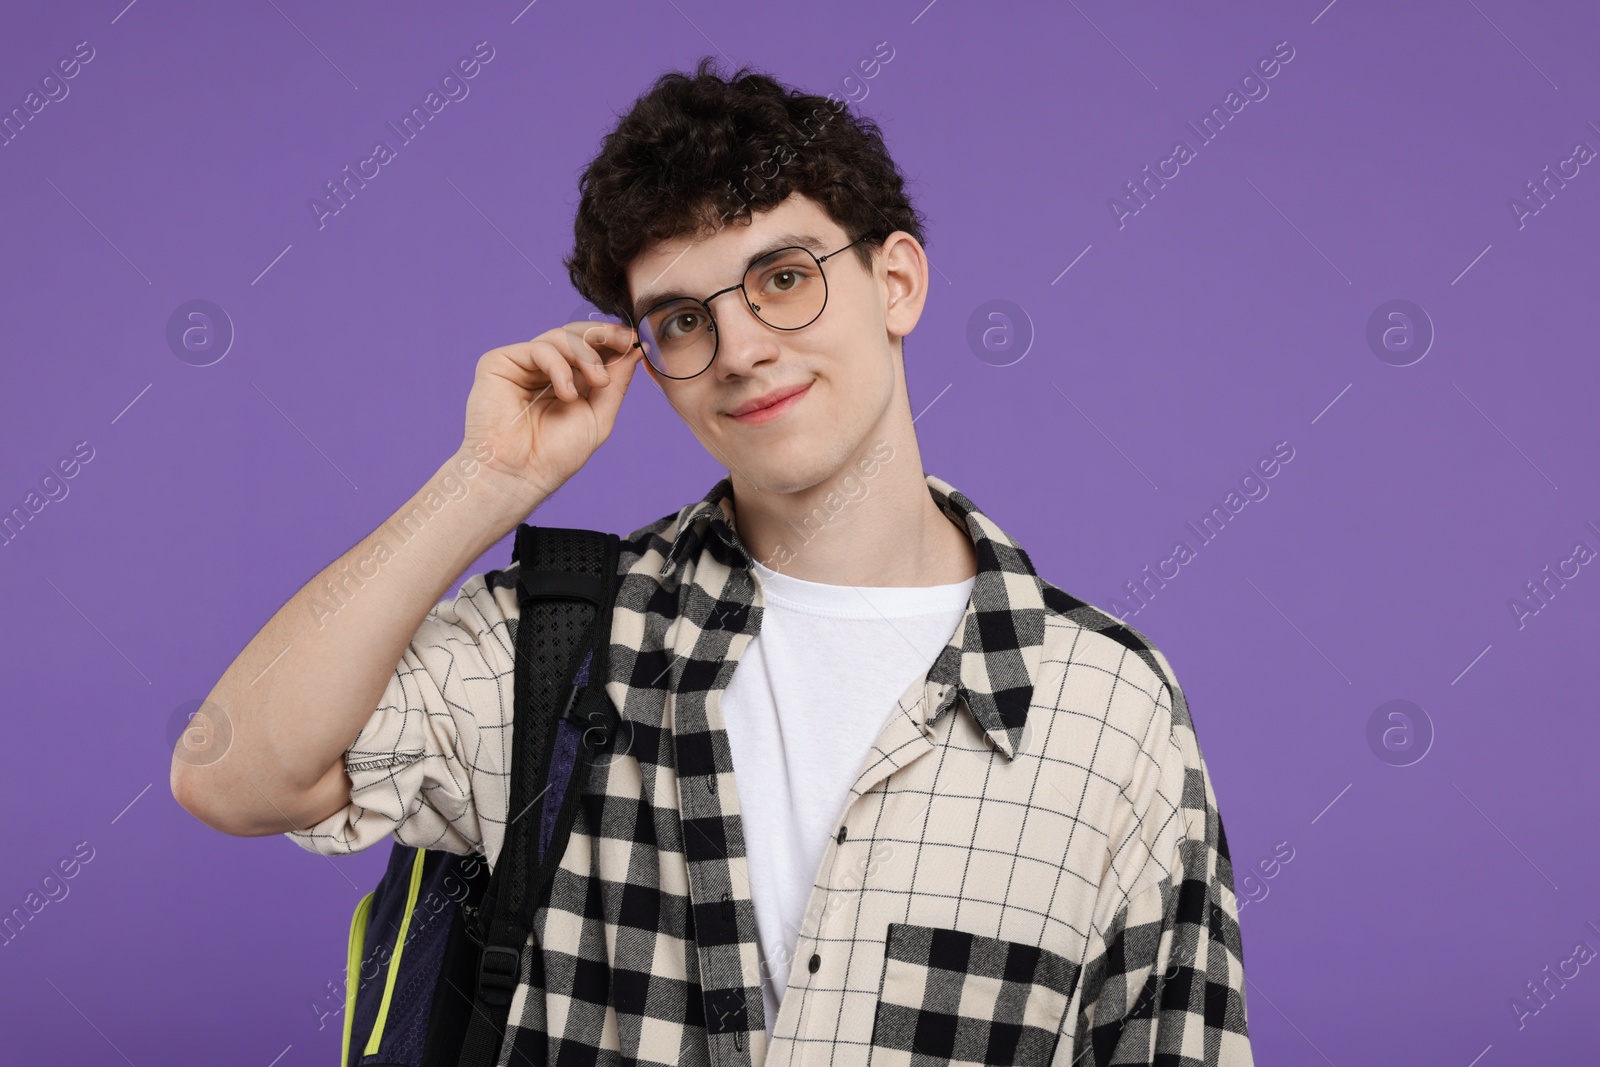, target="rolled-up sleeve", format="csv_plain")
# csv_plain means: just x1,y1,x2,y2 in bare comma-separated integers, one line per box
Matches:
283,568,520,867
